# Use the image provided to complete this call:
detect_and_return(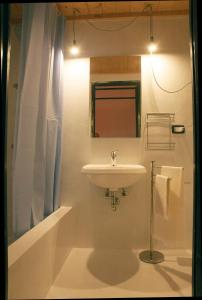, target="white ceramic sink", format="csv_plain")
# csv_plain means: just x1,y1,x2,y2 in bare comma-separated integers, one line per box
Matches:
81,164,147,191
